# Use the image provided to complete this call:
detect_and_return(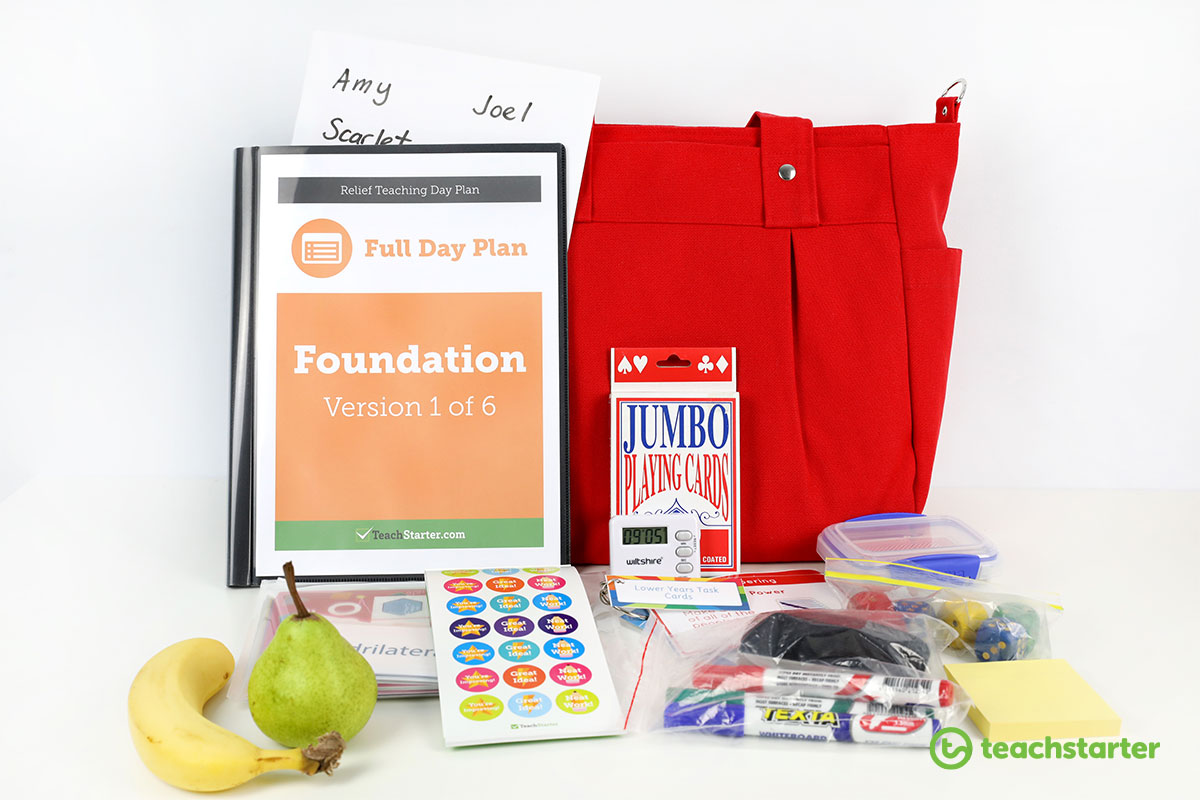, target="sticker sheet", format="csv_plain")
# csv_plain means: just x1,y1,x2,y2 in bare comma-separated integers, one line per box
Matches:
425,566,623,746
